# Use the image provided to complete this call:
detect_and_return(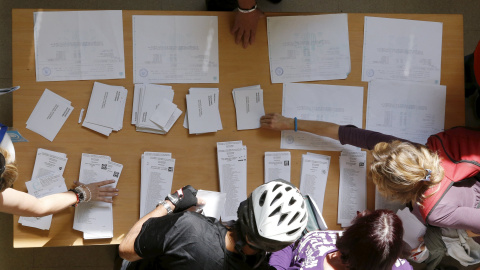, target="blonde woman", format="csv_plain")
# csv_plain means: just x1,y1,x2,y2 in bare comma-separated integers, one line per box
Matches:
0,131,118,216
260,113,480,234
